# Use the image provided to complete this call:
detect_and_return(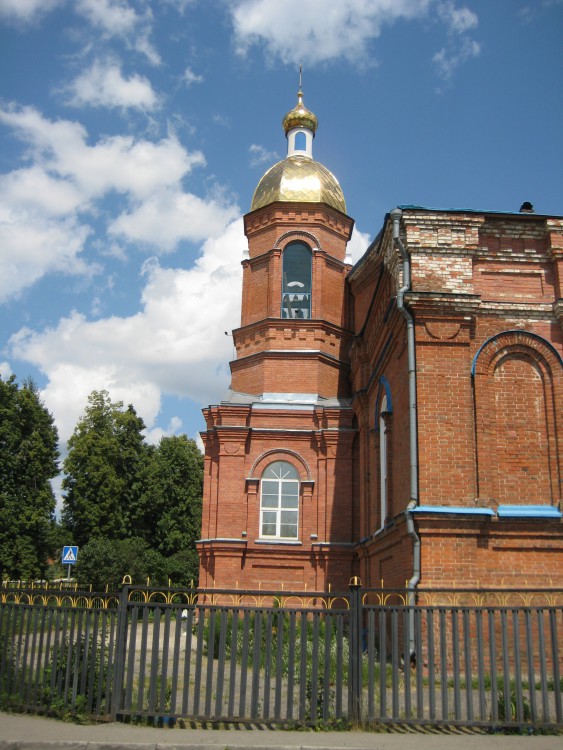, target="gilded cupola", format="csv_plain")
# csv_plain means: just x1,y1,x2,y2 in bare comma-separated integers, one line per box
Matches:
250,83,346,214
